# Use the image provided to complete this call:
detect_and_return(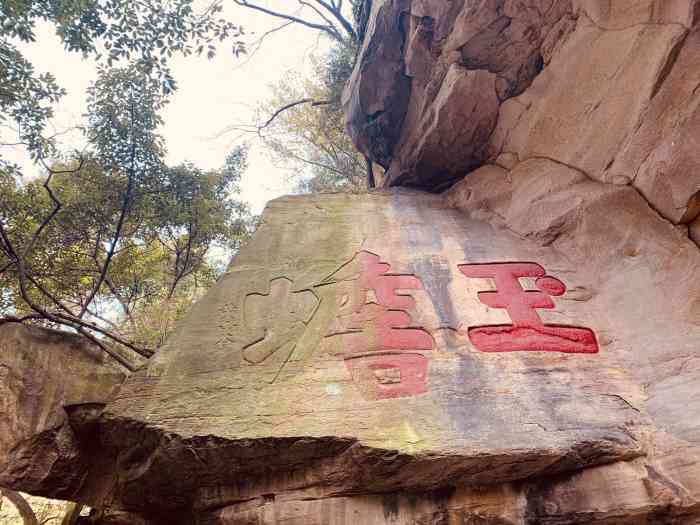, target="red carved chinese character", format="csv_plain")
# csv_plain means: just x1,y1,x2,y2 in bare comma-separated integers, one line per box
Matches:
328,251,433,399
458,262,598,354
344,353,429,400
338,251,433,352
